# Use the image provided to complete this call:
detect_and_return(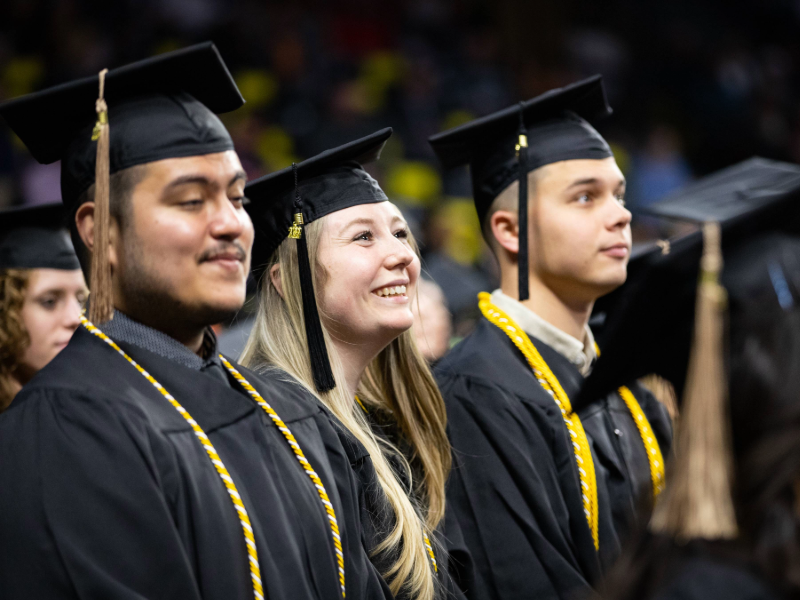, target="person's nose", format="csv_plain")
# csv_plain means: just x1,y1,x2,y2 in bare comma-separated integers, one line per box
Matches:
606,195,632,231
64,297,83,331
383,236,416,271
209,197,248,241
